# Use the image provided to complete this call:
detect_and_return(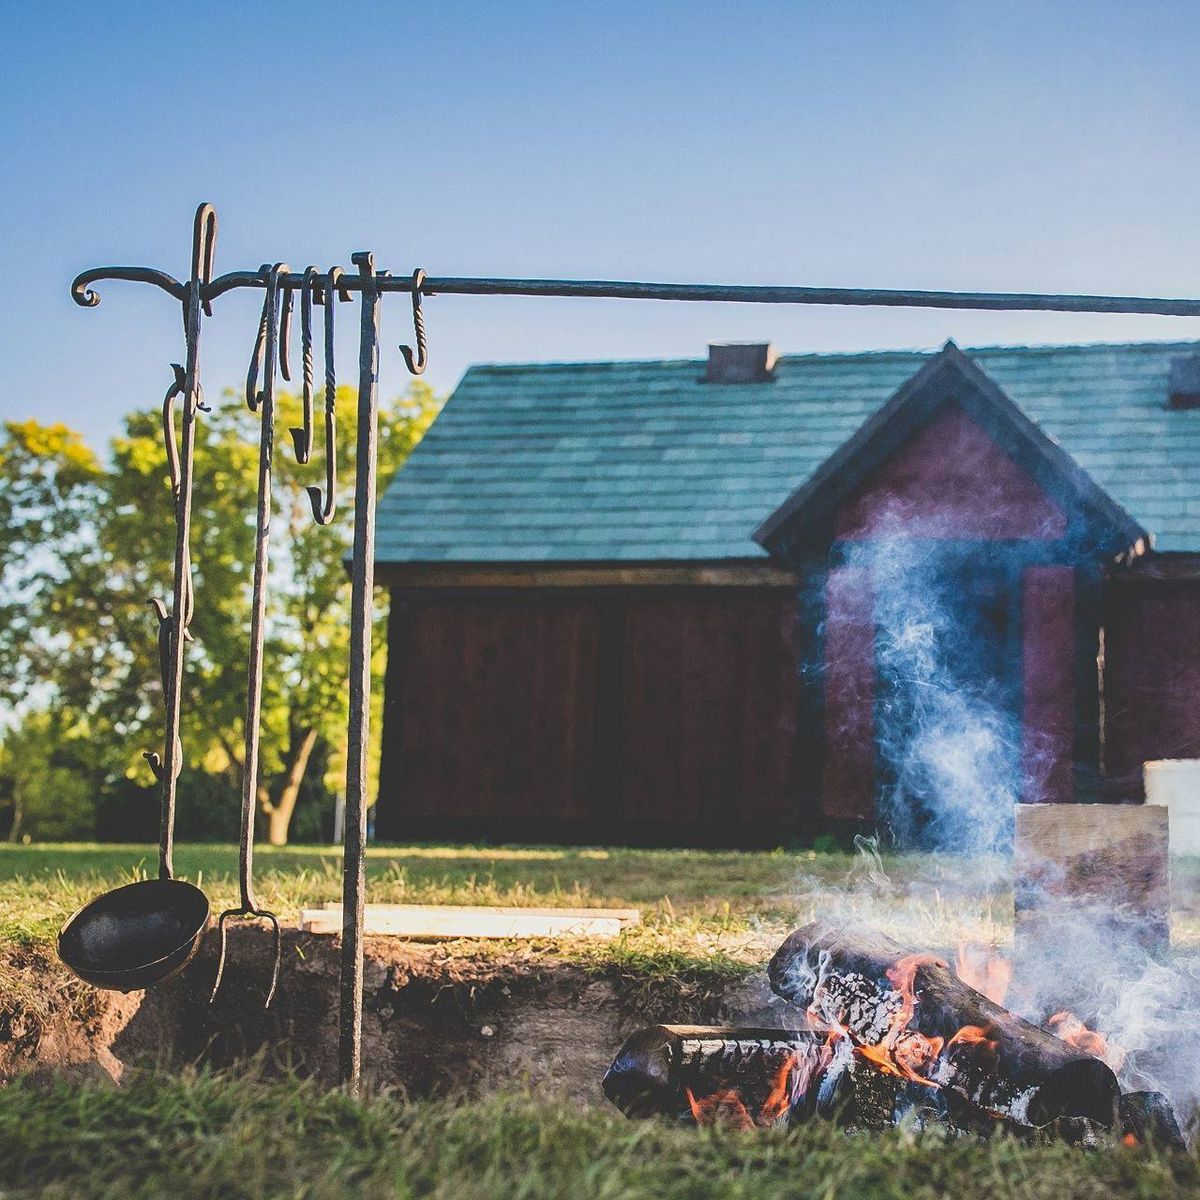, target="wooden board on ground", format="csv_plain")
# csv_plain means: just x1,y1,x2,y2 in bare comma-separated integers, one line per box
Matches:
1013,802,1169,955
299,903,641,940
